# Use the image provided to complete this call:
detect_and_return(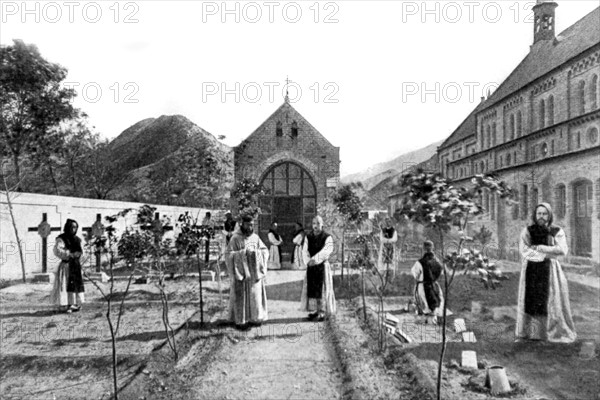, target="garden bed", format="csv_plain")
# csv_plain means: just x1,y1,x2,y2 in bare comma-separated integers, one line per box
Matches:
0,276,226,399
333,271,600,399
